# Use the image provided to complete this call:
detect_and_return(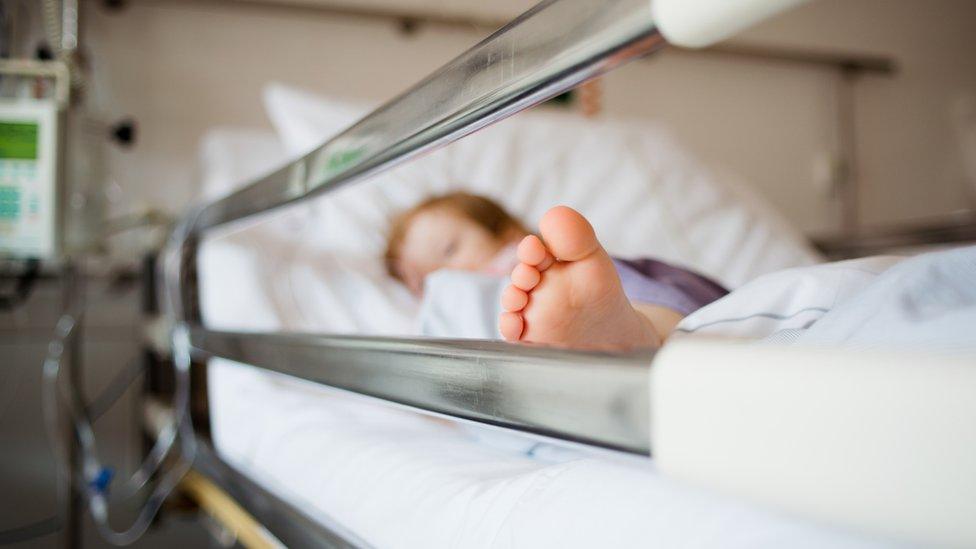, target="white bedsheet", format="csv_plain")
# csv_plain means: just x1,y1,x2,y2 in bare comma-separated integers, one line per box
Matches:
418,247,976,349
417,254,894,343
210,359,895,548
